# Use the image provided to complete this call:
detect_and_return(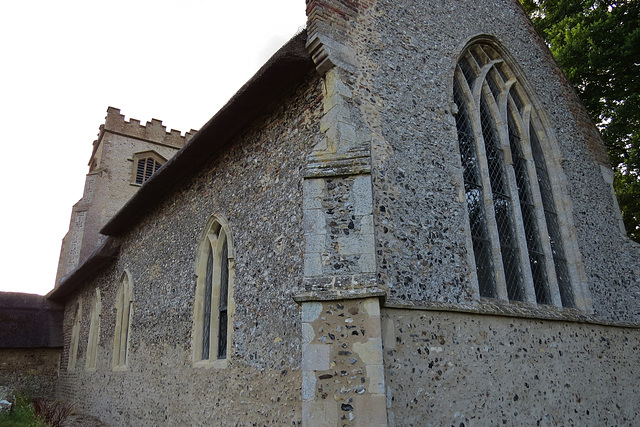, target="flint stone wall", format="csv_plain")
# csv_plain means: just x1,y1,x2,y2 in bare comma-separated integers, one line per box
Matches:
382,308,639,426
56,72,323,426
346,0,640,322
